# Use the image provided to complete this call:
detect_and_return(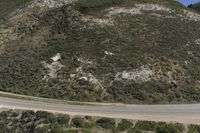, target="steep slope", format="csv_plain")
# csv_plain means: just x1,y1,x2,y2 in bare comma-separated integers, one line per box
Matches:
188,2,200,13
0,0,32,23
0,0,200,103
